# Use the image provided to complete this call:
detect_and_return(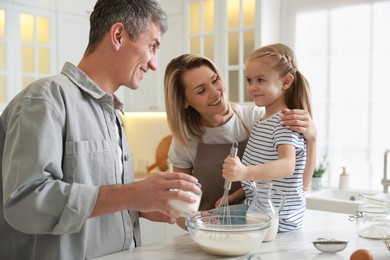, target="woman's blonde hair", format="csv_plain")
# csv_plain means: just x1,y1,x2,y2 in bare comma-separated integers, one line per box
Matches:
246,43,312,116
164,54,228,146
